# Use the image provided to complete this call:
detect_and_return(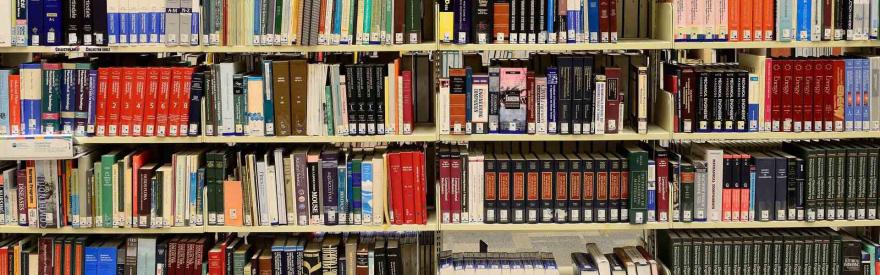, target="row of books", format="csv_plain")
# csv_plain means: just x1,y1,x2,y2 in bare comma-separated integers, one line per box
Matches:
0,53,434,137
0,0,436,47
202,54,434,137
207,232,435,275
438,52,656,136
671,141,880,223
437,0,652,44
667,55,880,133
657,228,870,275
674,0,880,42
437,142,657,224
439,251,562,275
571,244,662,275
0,144,430,229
